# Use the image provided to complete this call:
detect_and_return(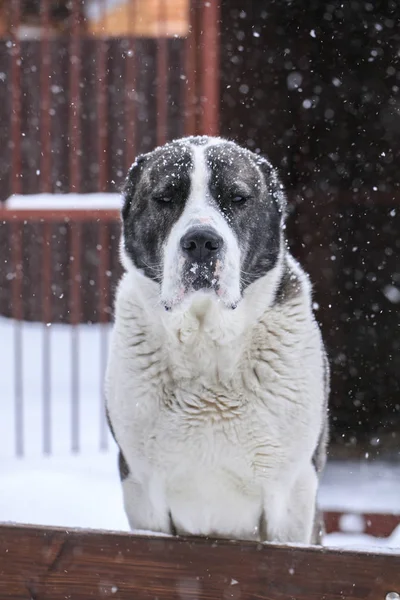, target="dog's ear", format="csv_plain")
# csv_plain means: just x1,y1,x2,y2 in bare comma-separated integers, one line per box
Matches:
257,157,287,219
121,154,148,220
